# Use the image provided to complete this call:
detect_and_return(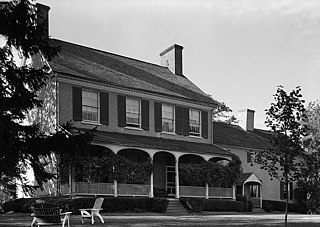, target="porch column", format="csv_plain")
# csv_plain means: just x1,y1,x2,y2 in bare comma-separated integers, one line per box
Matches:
113,166,117,197
175,157,180,199
114,180,118,197
233,184,236,200
68,164,72,195
260,185,262,208
68,164,75,195
205,183,209,199
150,158,154,198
